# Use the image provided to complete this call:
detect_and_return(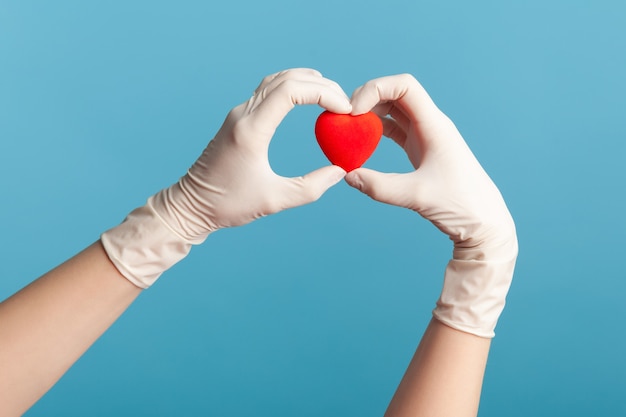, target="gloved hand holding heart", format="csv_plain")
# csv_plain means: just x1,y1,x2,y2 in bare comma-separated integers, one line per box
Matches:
314,111,383,172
